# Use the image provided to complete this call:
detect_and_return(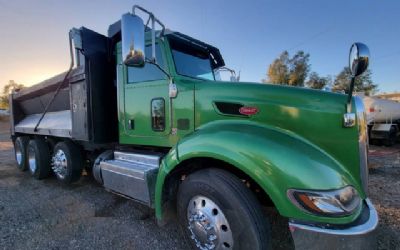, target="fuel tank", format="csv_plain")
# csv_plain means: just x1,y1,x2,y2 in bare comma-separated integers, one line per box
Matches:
363,96,400,123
